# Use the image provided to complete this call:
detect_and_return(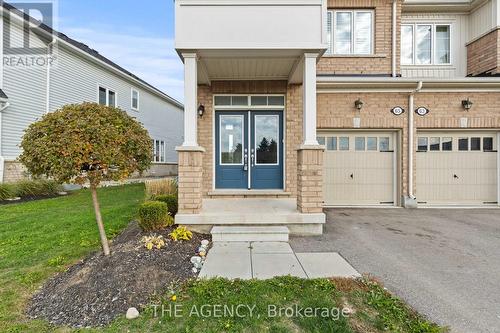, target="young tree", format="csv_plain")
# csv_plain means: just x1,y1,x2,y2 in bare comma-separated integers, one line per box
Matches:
19,103,152,255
